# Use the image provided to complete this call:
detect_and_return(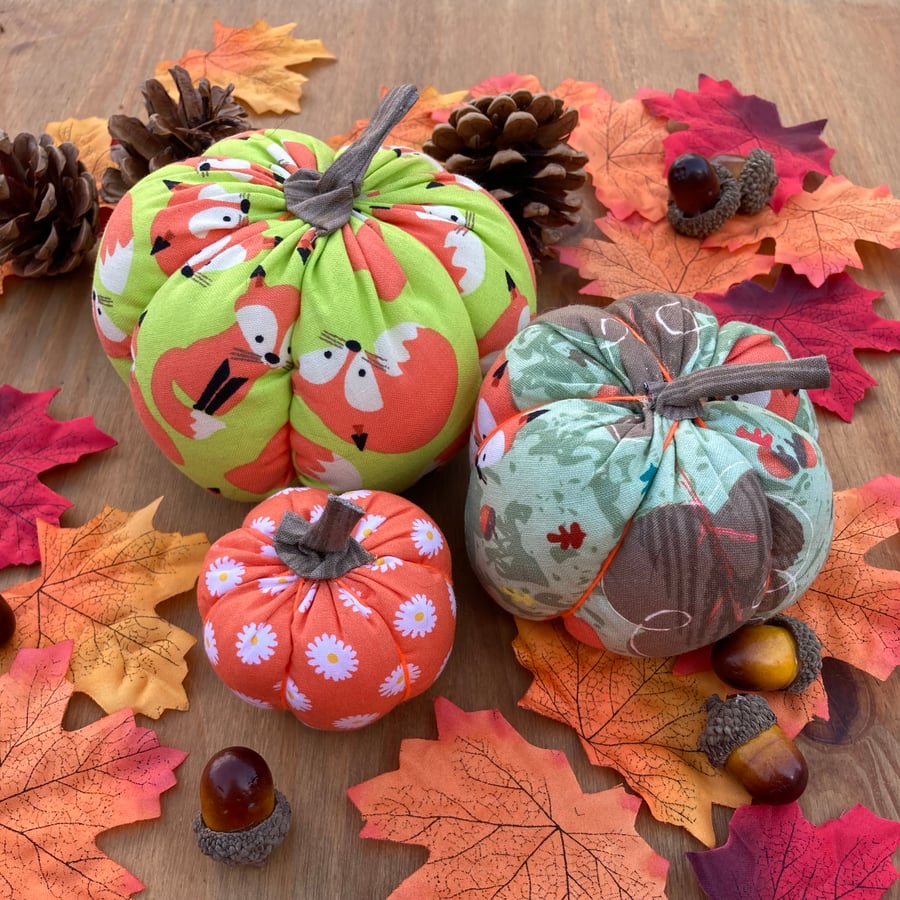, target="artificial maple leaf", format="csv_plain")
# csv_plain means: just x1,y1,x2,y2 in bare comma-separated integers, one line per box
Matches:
348,697,669,899
703,176,900,287
0,641,186,900
0,500,208,718
45,116,114,198
513,619,749,847
154,20,335,115
698,268,900,421
551,78,609,113
468,72,544,97
0,385,116,569
0,261,14,295
790,476,900,681
558,214,774,300
639,74,835,210
687,802,900,900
